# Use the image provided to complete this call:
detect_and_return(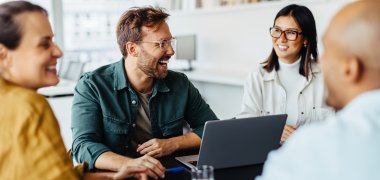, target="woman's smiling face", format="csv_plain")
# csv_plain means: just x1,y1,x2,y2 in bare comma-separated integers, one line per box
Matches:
4,11,62,90
272,16,305,63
